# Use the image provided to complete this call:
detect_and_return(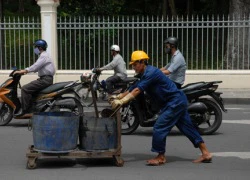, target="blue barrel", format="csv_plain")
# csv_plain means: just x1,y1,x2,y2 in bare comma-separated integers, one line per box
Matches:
32,112,79,153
